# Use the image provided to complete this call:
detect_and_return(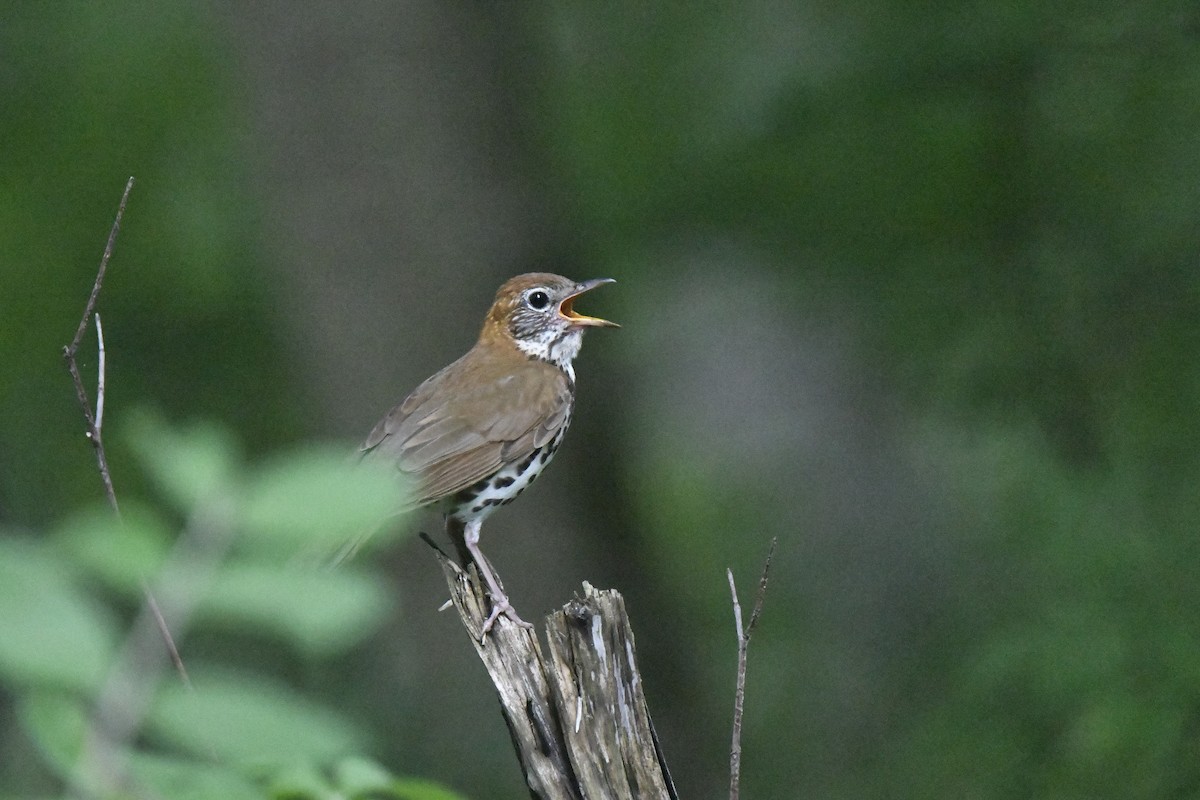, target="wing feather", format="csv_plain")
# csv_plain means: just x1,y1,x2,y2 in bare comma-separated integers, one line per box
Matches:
360,346,572,504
